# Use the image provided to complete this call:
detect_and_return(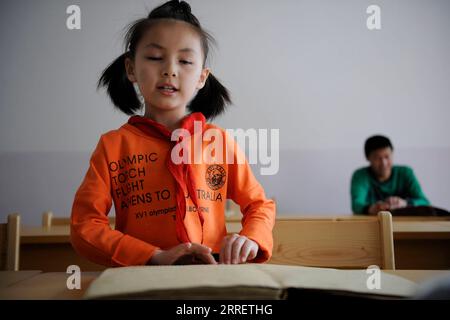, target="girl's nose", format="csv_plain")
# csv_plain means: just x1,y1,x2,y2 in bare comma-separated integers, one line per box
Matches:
163,71,176,77
162,62,177,77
